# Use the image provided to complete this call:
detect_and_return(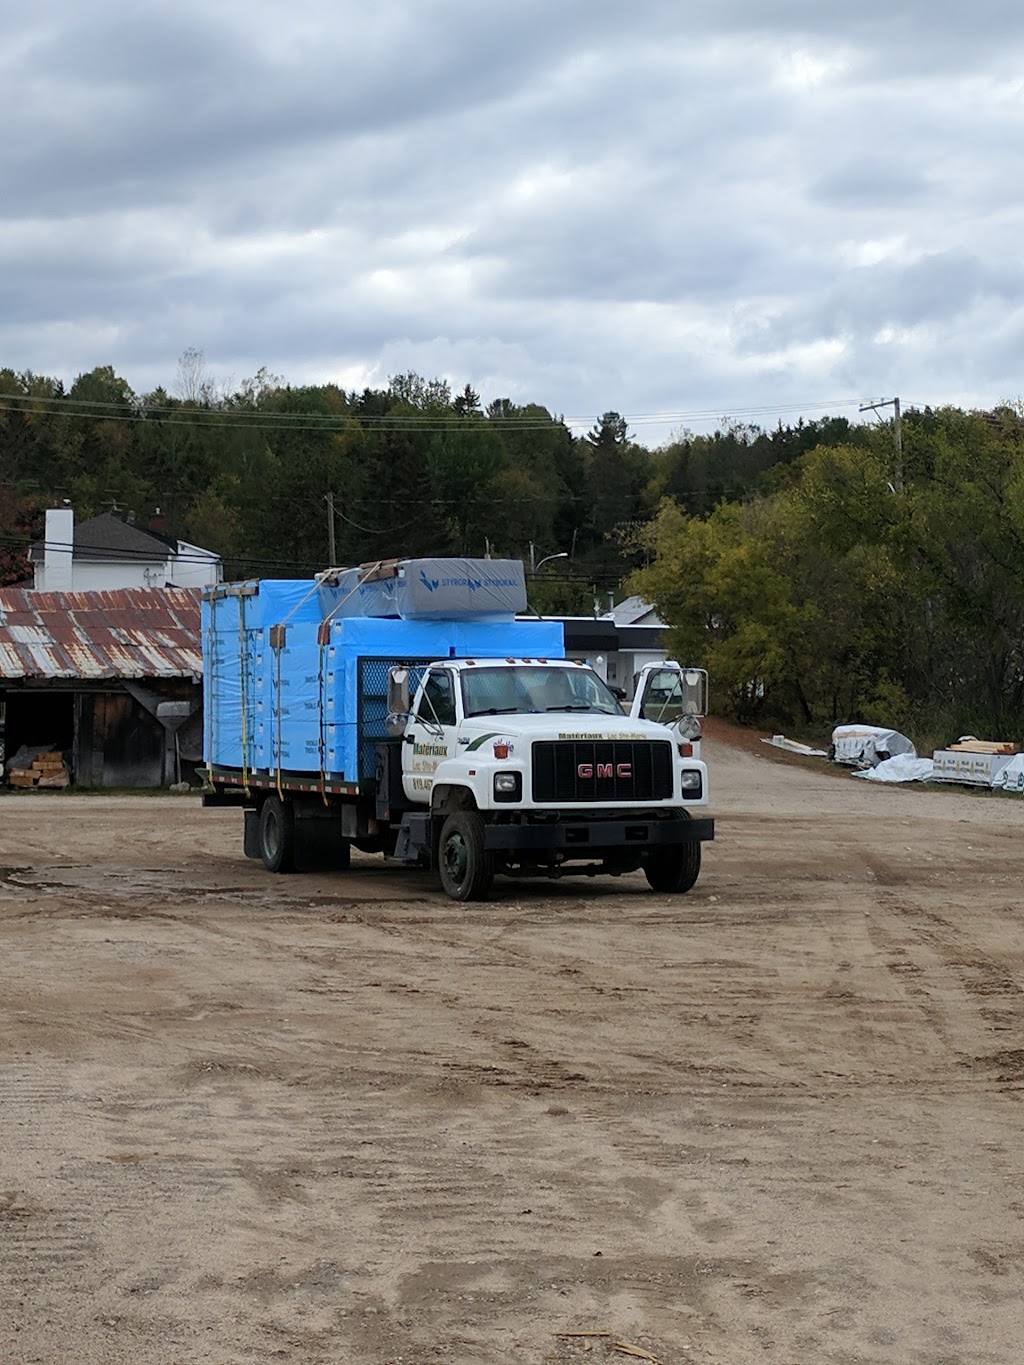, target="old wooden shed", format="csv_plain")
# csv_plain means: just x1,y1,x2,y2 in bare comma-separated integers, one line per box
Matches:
0,587,203,788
